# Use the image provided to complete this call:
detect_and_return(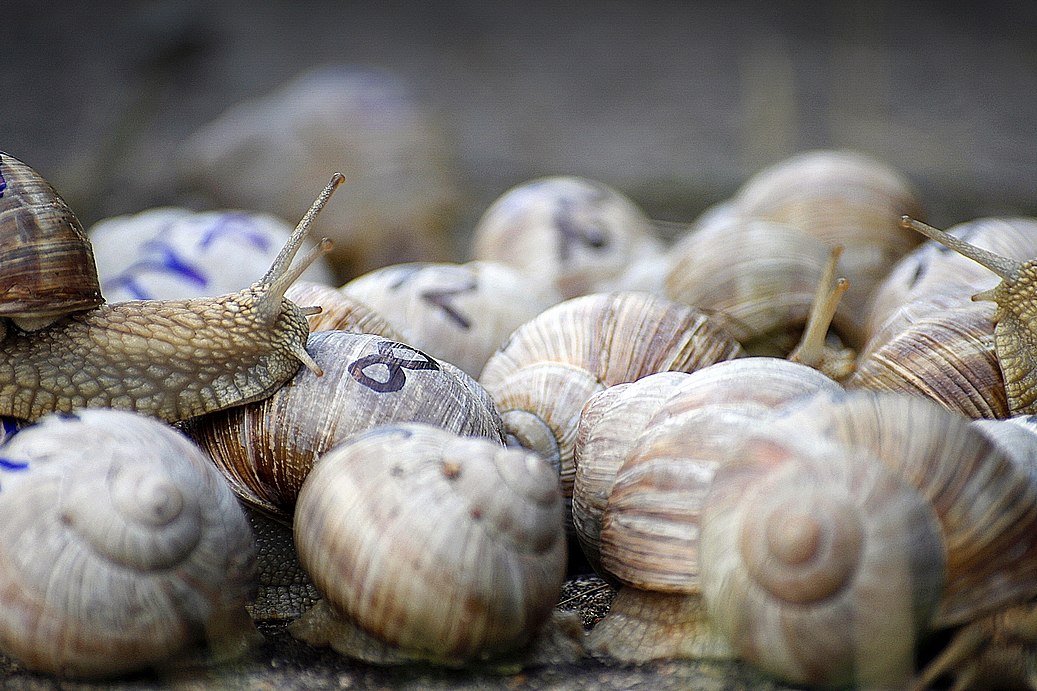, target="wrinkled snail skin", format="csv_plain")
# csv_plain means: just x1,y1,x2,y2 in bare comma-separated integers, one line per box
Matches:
0,409,259,678
0,152,342,423
290,423,571,666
